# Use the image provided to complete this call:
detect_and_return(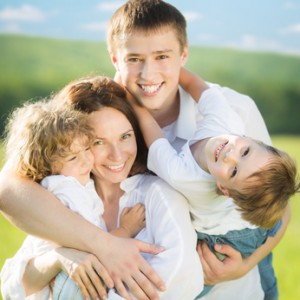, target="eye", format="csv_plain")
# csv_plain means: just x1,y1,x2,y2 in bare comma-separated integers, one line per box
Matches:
94,139,103,146
230,167,237,178
242,147,250,157
68,155,77,162
122,133,131,140
126,57,141,63
157,54,168,60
